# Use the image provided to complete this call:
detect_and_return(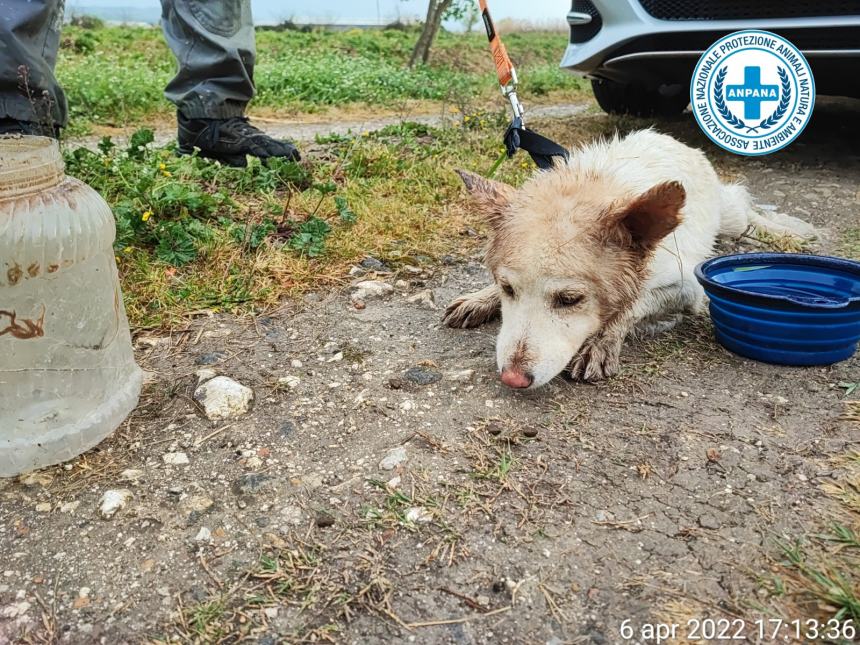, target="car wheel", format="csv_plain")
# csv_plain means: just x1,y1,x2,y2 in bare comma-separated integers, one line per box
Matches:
591,79,689,117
